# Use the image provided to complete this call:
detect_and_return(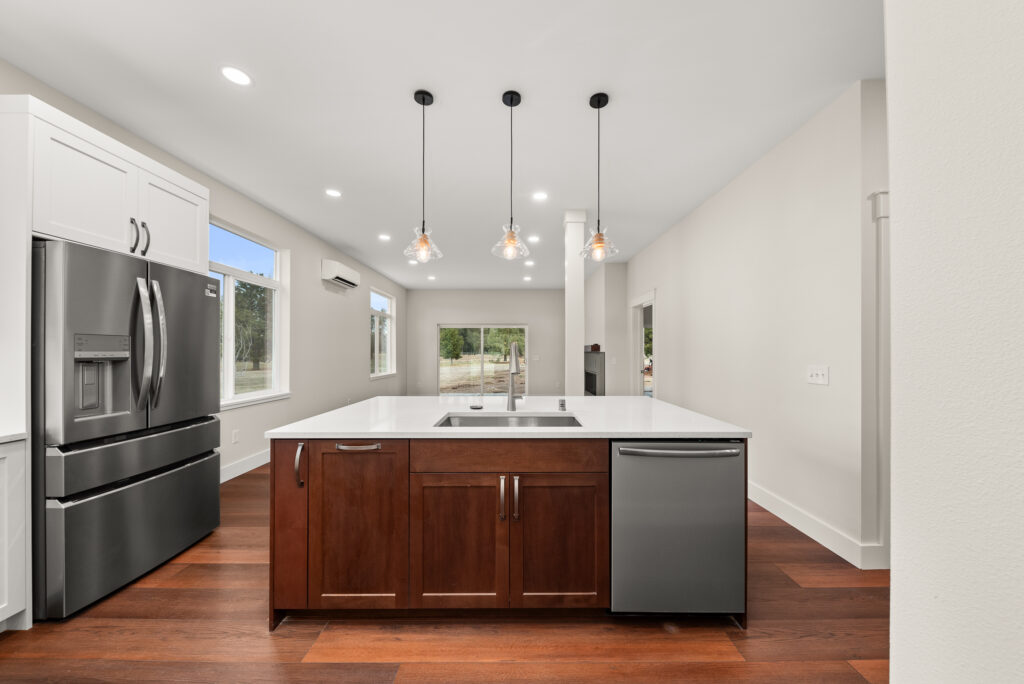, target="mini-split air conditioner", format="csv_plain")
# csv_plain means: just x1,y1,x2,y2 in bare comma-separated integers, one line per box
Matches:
321,259,360,289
